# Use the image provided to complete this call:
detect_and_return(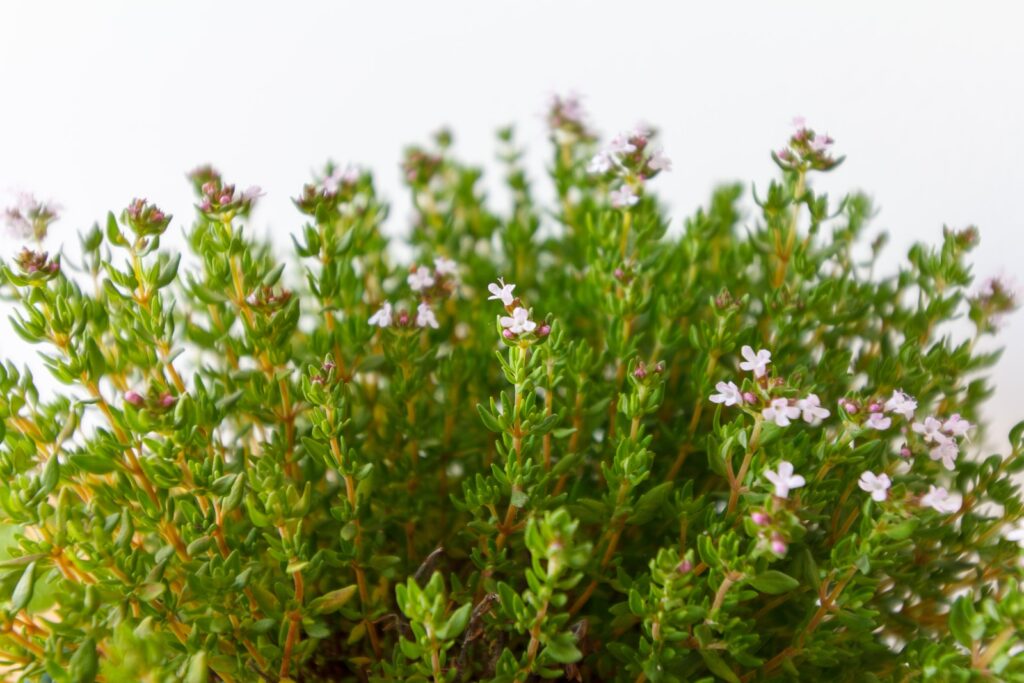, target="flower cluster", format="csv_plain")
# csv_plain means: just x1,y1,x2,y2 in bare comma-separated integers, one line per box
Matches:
368,257,458,331
4,192,60,242
486,277,549,341
189,165,264,216
773,116,843,171
586,126,671,208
